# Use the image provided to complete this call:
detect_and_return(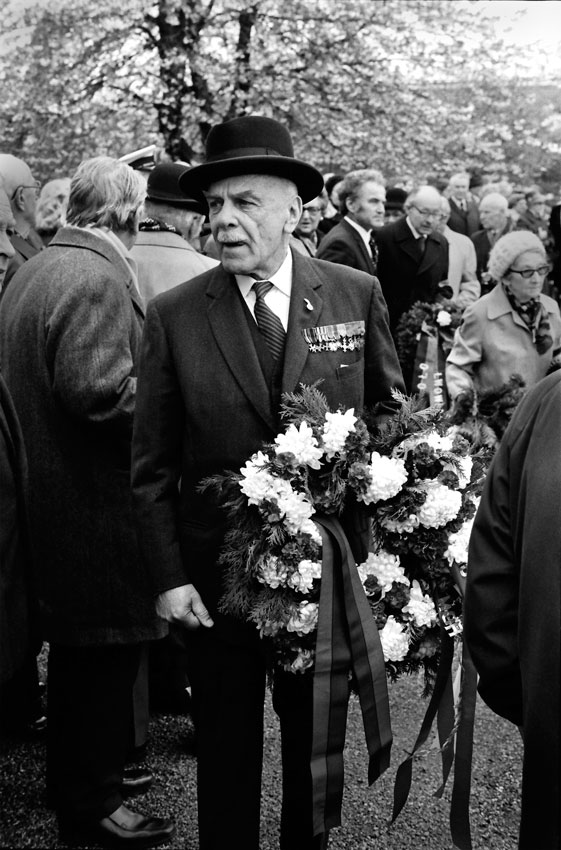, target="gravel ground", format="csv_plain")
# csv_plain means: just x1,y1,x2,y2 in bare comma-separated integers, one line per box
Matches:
0,645,522,850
